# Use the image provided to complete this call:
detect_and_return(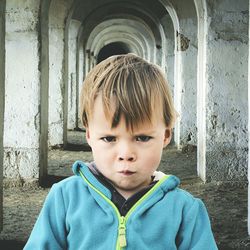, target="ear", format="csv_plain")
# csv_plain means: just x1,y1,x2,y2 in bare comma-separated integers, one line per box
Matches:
85,128,92,147
163,128,172,148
